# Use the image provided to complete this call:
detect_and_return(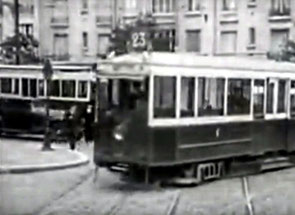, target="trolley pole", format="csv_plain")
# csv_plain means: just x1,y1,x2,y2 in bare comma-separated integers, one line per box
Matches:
42,59,53,151
14,0,20,65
